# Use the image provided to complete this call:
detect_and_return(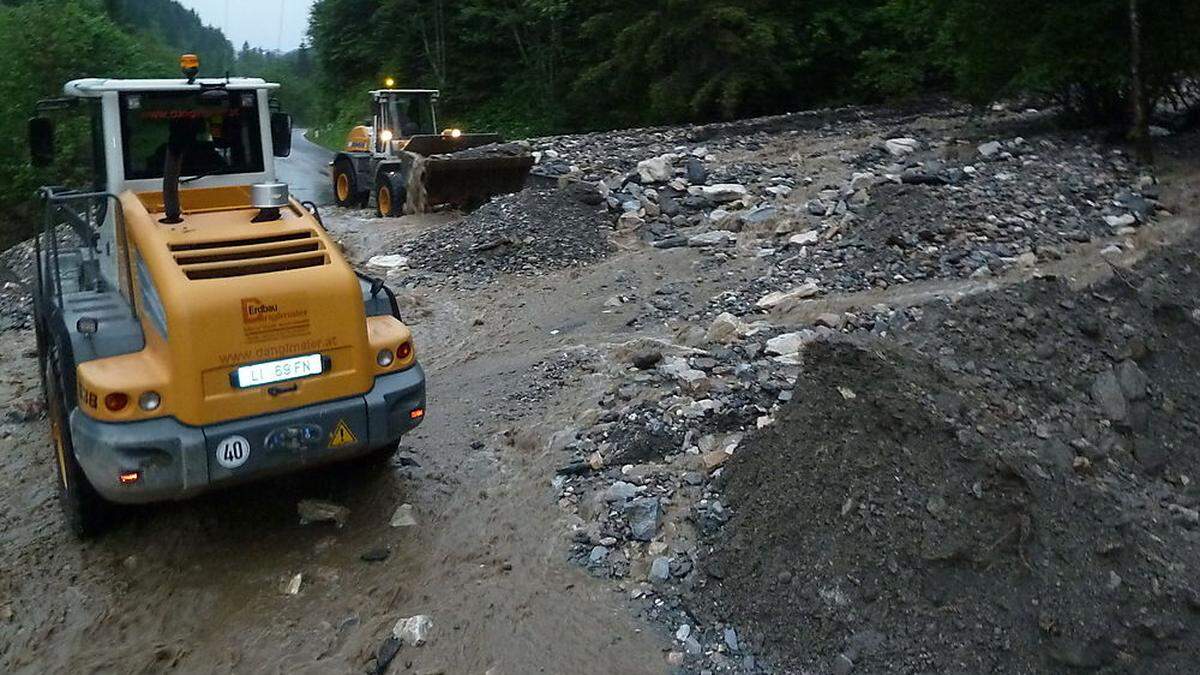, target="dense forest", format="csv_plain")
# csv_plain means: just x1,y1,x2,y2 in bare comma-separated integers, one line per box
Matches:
234,42,321,126
305,0,1200,144
0,0,1197,239
0,0,235,241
